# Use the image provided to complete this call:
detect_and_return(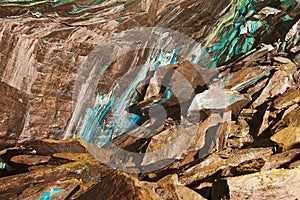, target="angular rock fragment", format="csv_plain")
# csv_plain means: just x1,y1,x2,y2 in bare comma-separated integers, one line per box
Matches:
24,139,89,155
77,171,158,200
0,139,114,199
10,155,51,165
283,18,300,53
143,174,206,200
212,168,300,200
179,147,272,185
141,113,224,167
253,63,297,107
271,127,300,151
188,87,250,117
273,56,292,64
145,66,174,98
262,148,300,170
227,119,254,148
273,106,300,133
272,86,300,110
225,66,272,93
